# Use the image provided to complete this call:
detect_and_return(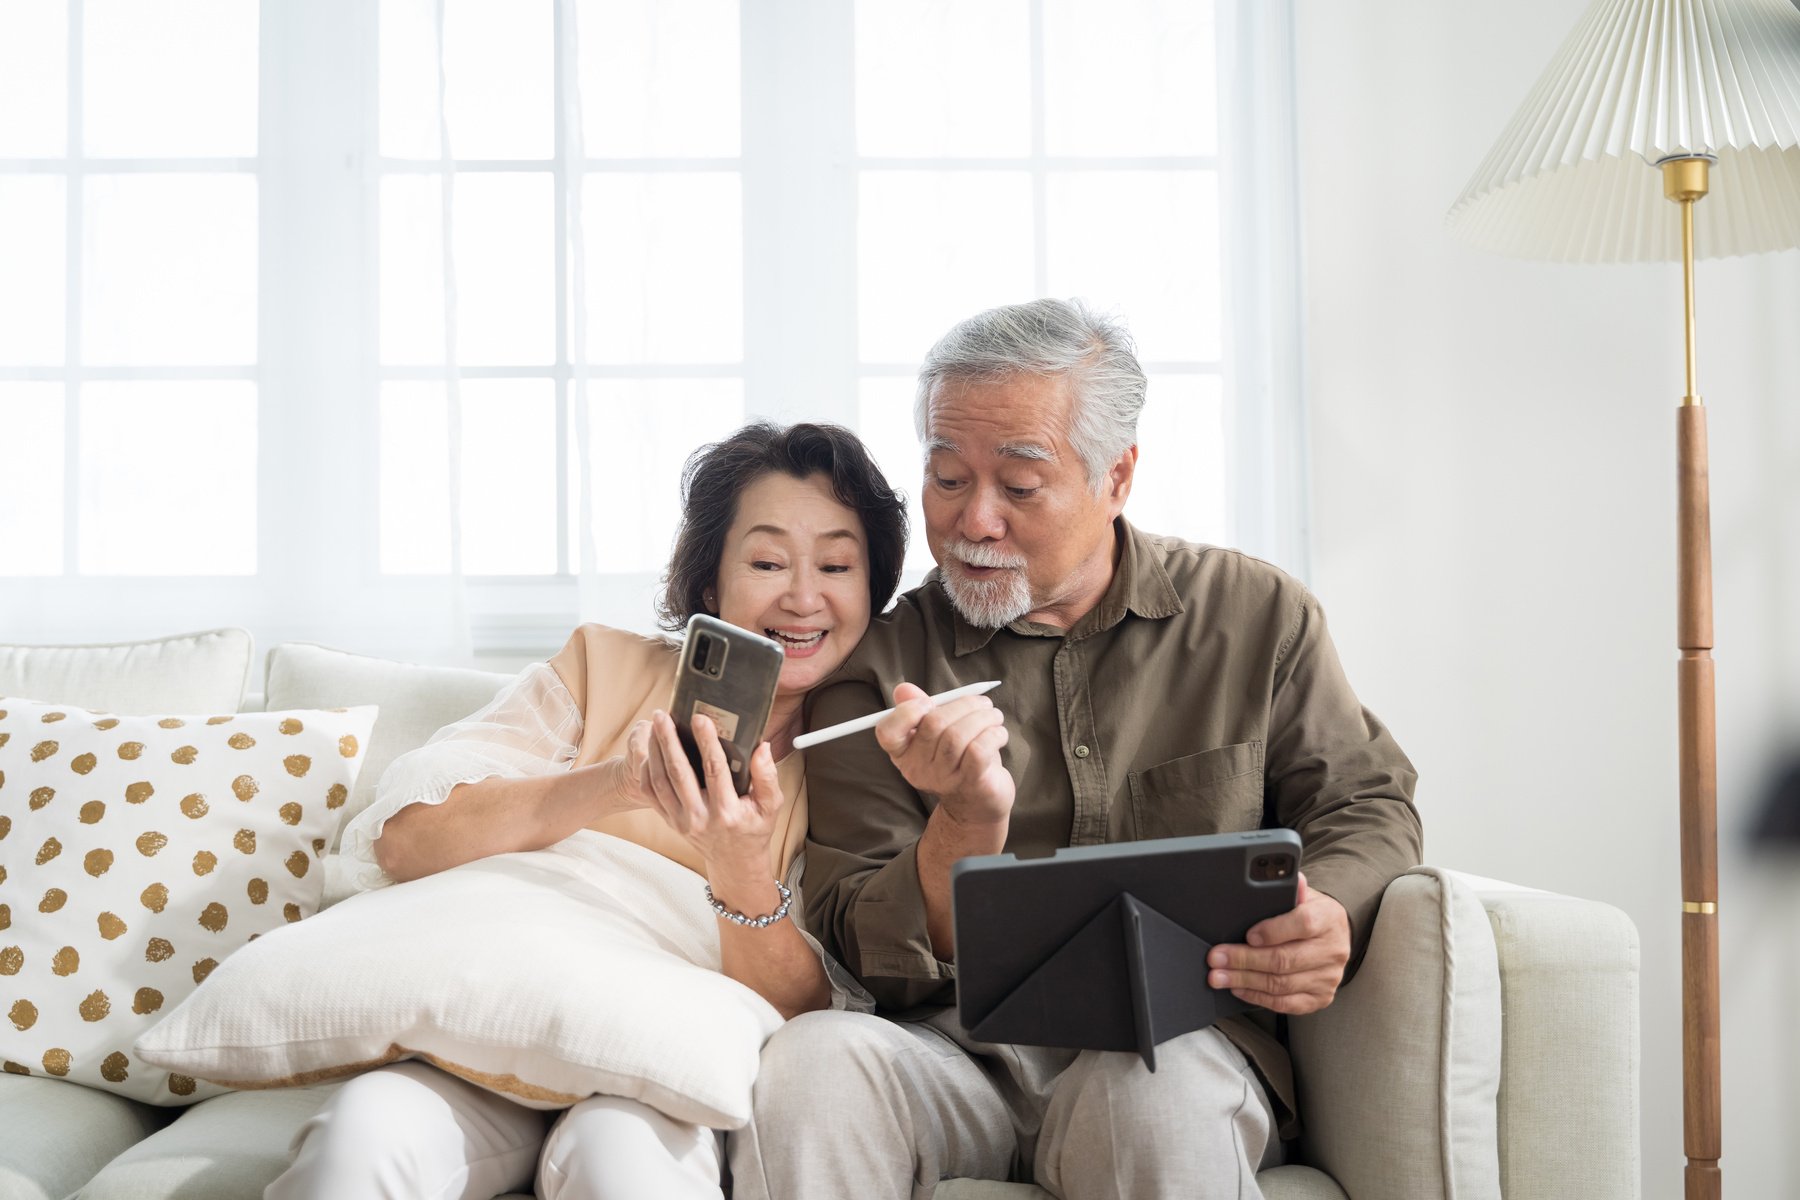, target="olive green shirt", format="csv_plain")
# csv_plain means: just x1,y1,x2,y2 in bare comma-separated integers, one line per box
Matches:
800,518,1422,1131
